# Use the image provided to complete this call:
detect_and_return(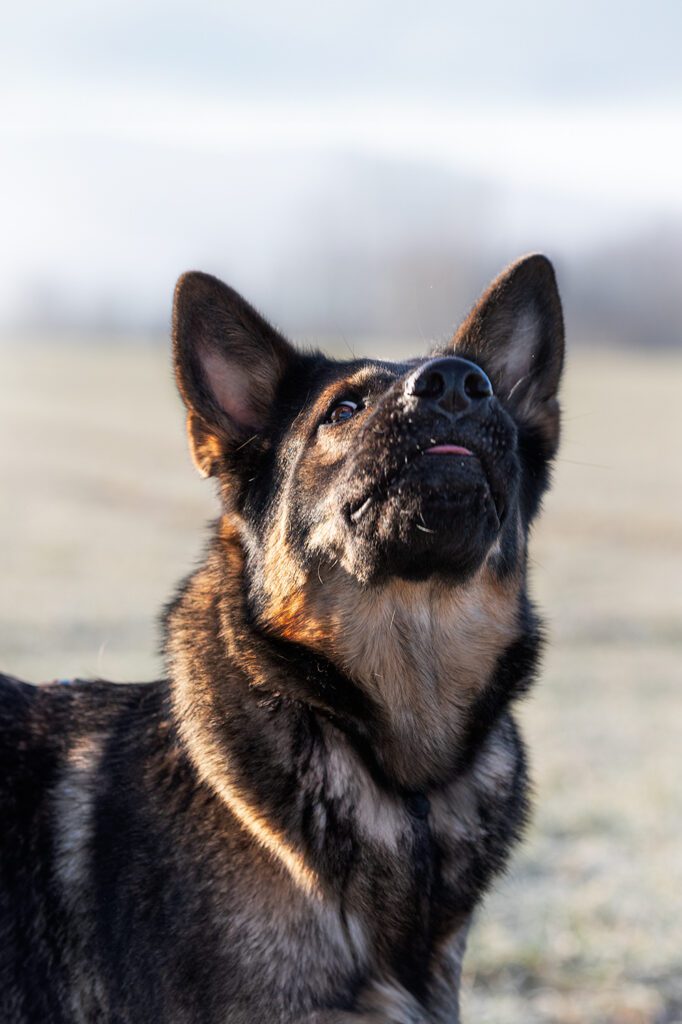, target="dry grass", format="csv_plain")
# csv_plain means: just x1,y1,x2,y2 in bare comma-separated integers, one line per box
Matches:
1,340,681,1022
